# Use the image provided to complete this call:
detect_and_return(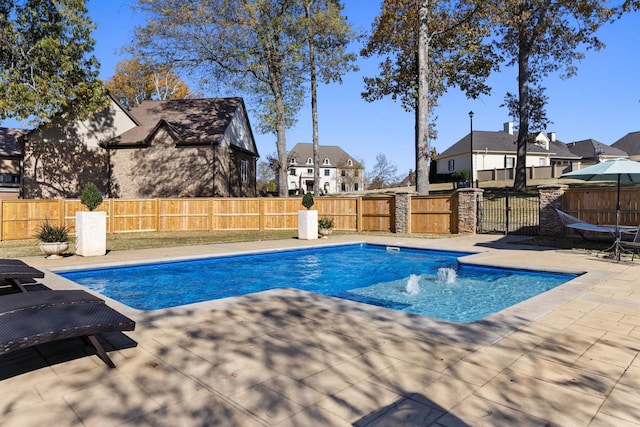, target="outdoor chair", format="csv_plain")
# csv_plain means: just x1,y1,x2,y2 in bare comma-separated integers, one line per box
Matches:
0,260,45,292
619,227,640,261
553,207,638,237
0,289,135,368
